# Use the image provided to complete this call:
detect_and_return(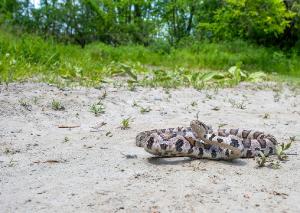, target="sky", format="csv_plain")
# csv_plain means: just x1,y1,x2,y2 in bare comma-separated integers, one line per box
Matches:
31,0,40,7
